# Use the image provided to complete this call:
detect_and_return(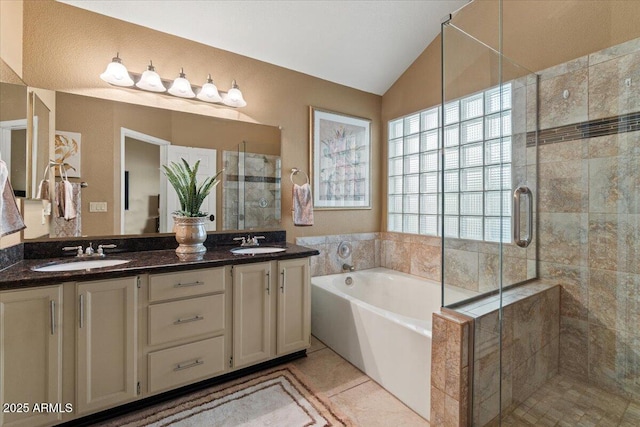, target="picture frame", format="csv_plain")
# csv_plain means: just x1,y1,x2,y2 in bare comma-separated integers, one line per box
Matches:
309,107,371,209
54,130,81,177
